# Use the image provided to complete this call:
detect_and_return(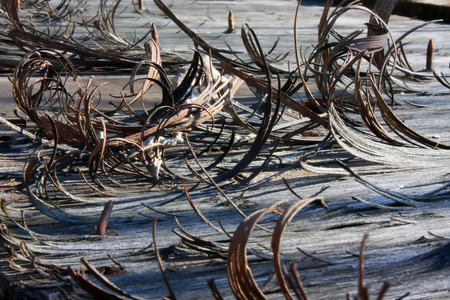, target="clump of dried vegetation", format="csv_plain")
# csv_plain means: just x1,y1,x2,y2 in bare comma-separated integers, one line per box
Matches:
0,0,449,298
